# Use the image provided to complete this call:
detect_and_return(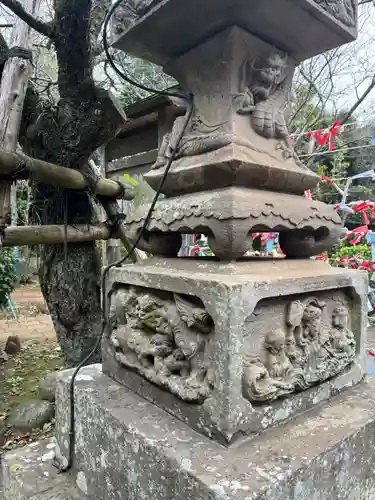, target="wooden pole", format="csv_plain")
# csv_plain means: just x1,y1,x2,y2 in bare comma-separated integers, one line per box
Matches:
98,147,108,267
0,0,42,236
2,223,113,247
88,158,147,263
0,151,135,200
101,199,147,263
